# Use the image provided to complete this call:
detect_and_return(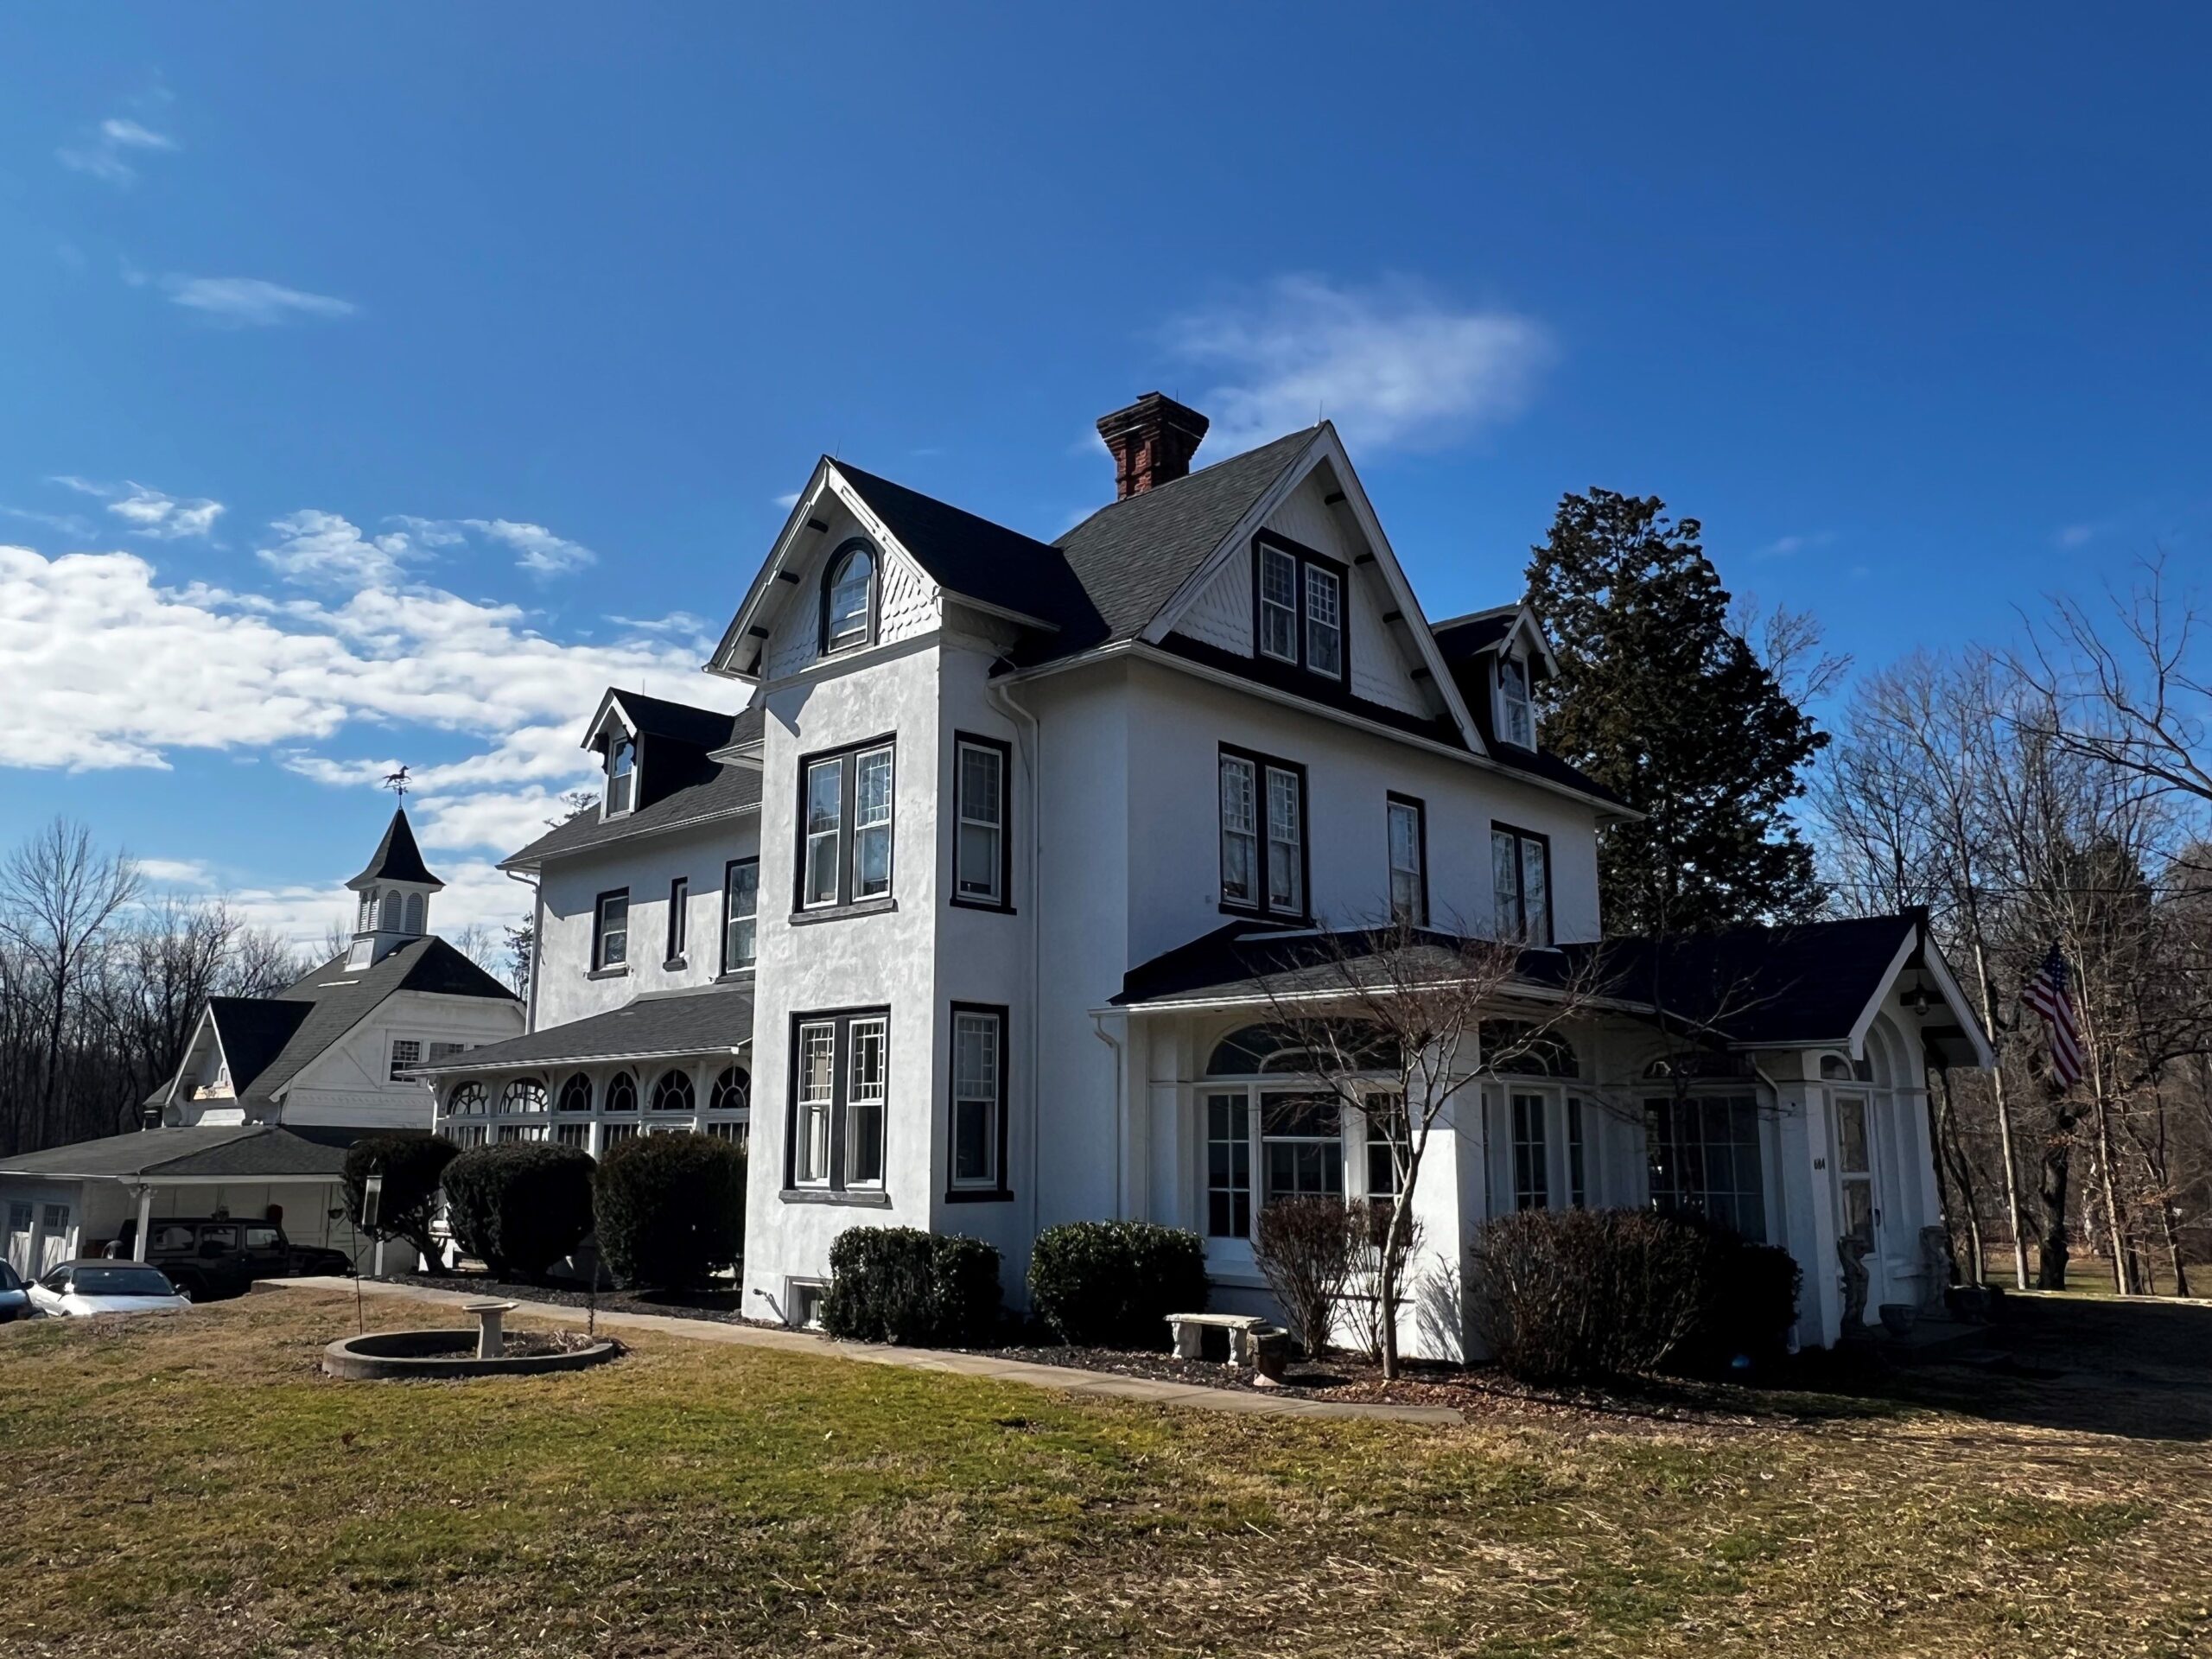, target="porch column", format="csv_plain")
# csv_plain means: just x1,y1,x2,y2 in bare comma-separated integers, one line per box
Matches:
133,1186,154,1262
